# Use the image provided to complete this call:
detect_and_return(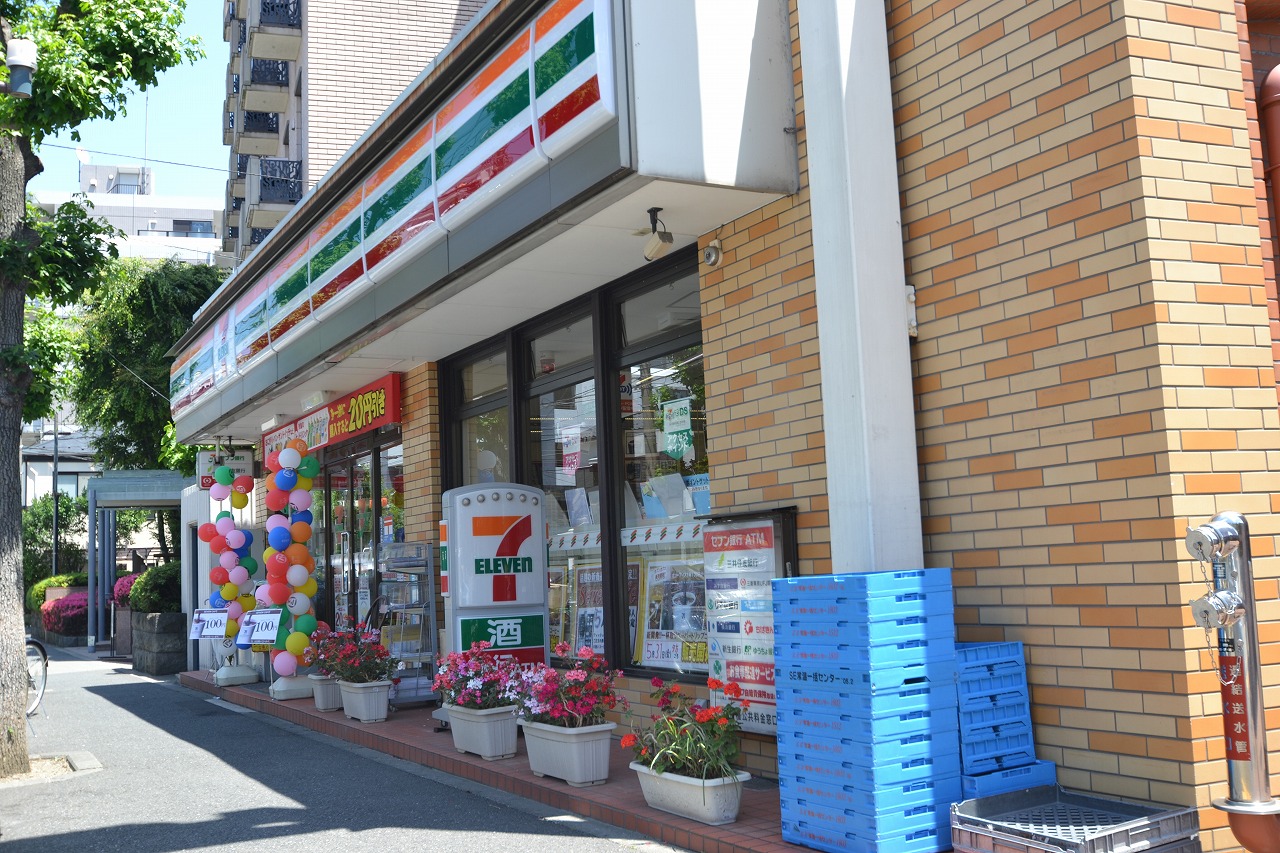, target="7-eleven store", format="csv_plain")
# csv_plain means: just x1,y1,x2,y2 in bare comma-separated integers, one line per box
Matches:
170,2,1280,849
